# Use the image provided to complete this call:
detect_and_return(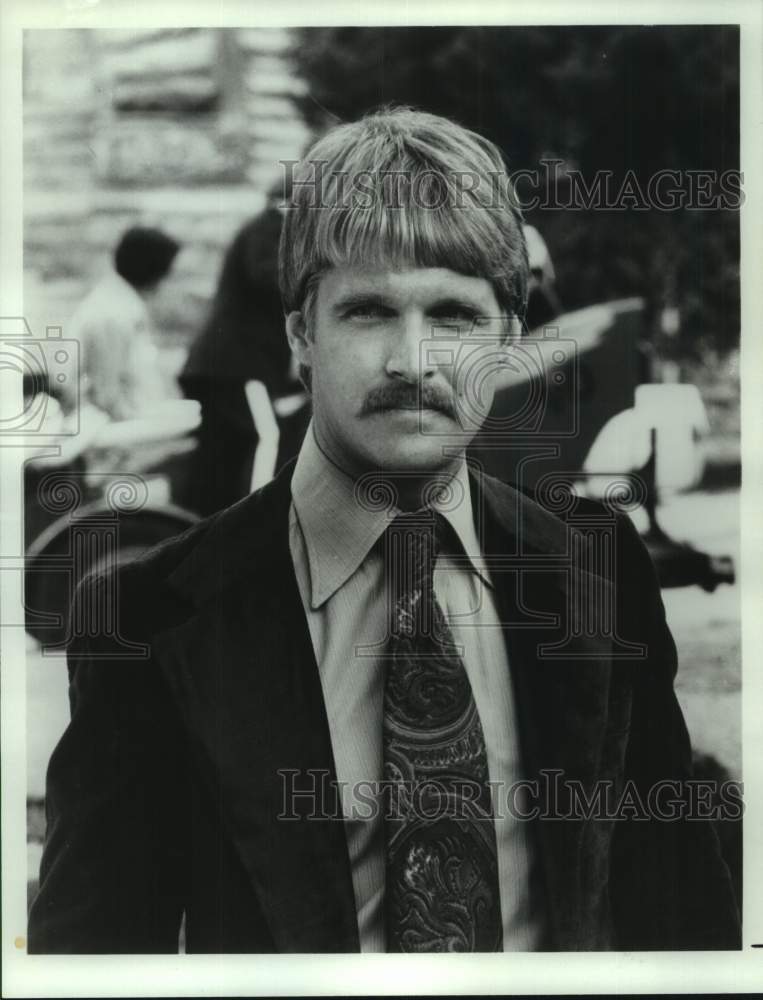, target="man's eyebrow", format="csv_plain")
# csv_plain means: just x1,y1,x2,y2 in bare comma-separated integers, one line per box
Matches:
331,291,391,312
332,292,494,314
427,296,489,314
